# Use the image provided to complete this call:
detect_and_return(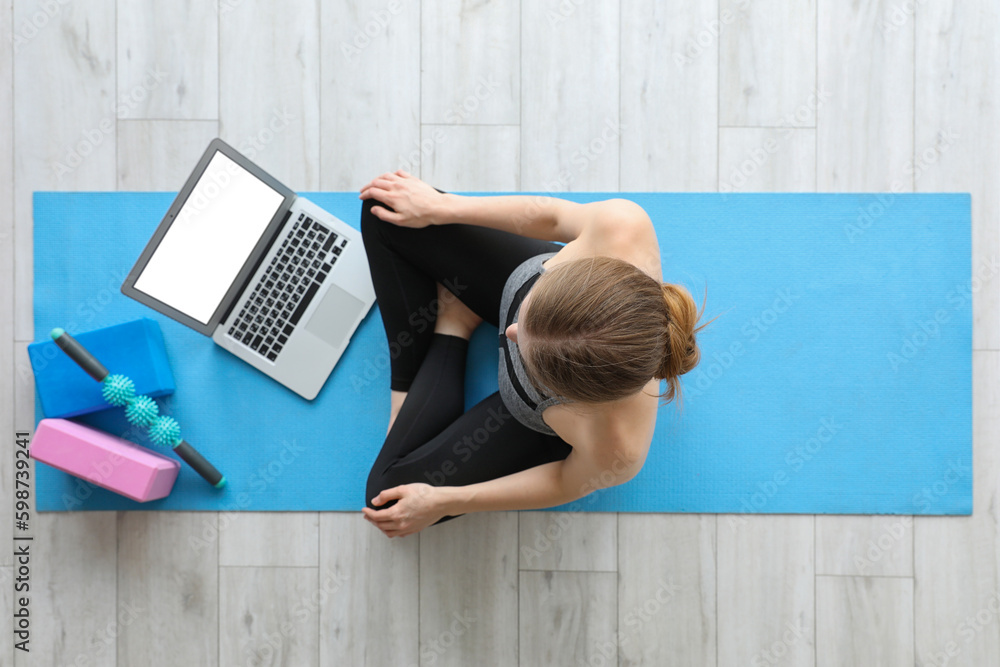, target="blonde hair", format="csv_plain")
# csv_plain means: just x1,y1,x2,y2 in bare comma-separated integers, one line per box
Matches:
521,256,712,408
